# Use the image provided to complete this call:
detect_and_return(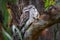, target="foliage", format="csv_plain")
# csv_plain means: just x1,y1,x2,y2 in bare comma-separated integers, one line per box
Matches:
2,28,12,40
0,0,12,40
45,0,56,10
0,0,60,40
0,0,23,40
0,0,14,40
